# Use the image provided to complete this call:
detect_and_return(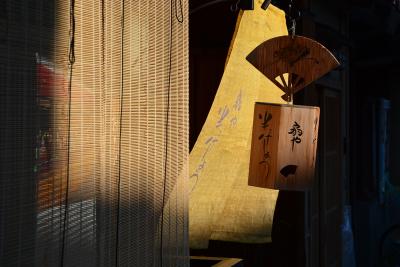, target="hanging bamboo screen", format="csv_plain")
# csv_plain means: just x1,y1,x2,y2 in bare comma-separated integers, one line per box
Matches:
0,0,189,266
